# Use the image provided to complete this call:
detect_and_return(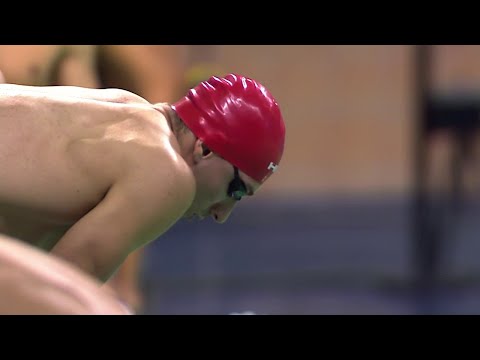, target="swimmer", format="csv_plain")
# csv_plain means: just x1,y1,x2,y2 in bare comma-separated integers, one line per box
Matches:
0,74,286,285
